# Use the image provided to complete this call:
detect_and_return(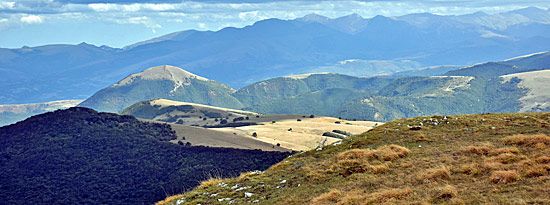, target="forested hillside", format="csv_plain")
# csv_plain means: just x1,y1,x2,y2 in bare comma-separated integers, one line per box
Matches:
0,107,292,204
